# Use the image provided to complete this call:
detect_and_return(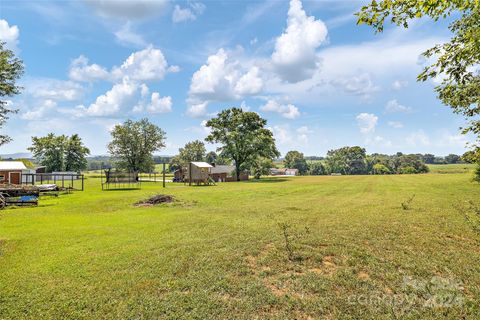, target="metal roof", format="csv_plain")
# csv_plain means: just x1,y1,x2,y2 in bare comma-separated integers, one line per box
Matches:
0,161,27,170
210,165,235,174
190,162,213,168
